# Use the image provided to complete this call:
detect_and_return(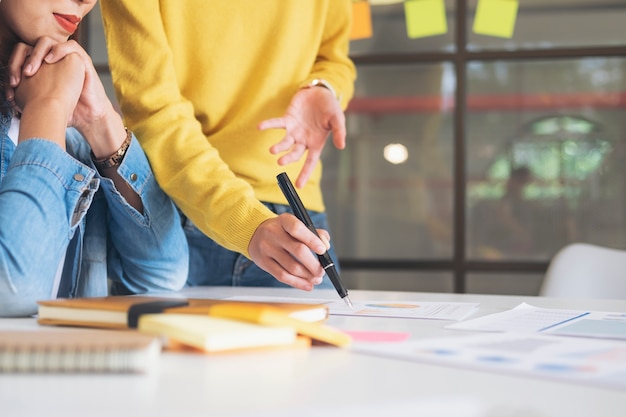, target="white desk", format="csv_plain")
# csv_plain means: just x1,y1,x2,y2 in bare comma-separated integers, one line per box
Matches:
2,287,625,417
